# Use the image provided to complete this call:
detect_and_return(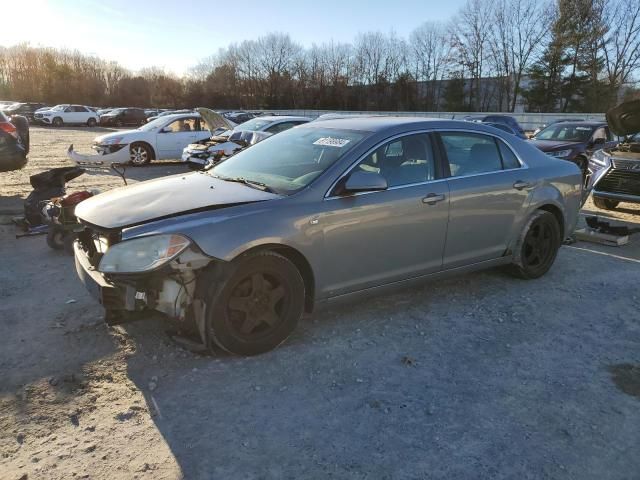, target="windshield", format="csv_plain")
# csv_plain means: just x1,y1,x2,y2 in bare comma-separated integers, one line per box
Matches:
209,127,367,194
138,116,175,131
50,105,66,111
109,108,125,114
534,124,596,142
